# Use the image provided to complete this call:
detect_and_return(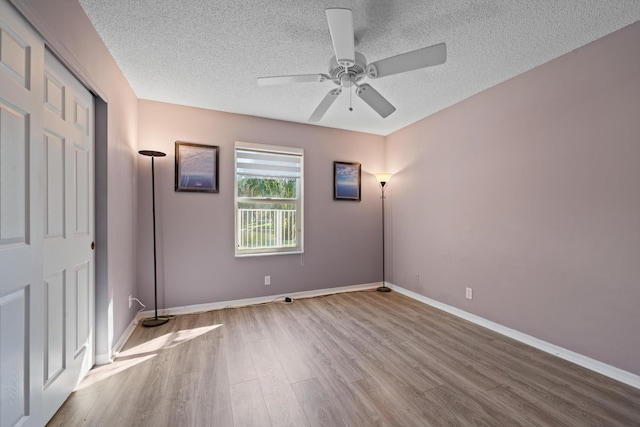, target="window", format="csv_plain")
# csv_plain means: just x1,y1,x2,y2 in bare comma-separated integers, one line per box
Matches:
235,141,303,256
